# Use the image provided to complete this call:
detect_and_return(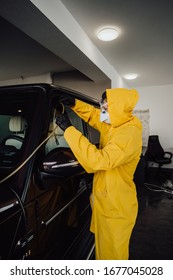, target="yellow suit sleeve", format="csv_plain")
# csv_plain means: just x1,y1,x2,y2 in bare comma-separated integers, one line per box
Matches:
72,99,101,132
64,126,141,174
